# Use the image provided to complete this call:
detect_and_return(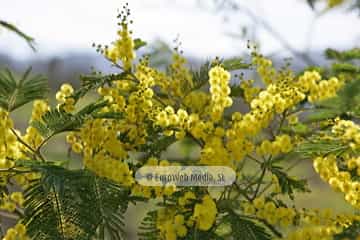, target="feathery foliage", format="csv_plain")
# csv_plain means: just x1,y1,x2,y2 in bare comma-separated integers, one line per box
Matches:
0,67,49,112
223,213,274,240
22,163,139,240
